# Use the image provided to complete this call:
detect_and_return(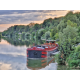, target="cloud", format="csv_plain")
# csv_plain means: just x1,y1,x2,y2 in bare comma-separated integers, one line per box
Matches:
0,10,73,31
0,10,30,15
0,10,69,24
